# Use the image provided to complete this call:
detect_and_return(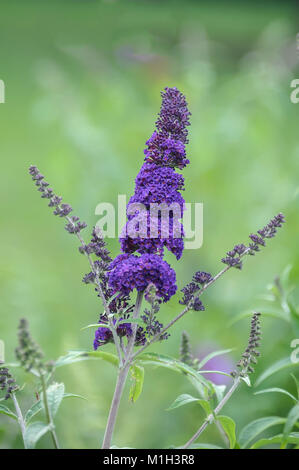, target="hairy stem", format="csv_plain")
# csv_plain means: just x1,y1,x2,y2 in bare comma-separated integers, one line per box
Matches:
12,393,26,447
182,377,241,449
40,374,60,449
101,291,144,449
